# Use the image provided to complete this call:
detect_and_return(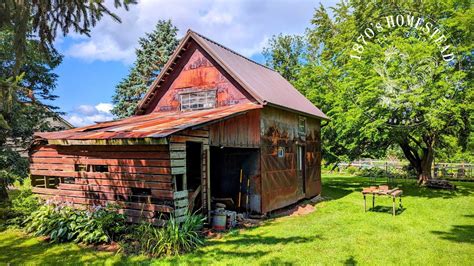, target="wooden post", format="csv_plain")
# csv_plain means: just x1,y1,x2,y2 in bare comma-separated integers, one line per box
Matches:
206,147,211,221
372,194,375,209
392,196,396,216
363,194,366,212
